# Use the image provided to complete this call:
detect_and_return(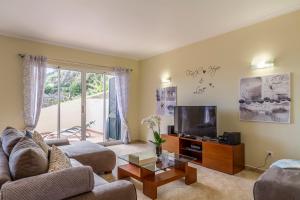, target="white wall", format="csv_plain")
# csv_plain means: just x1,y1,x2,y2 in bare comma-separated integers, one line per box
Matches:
138,10,300,169
0,35,140,140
